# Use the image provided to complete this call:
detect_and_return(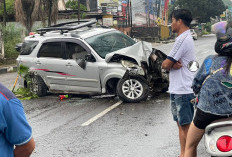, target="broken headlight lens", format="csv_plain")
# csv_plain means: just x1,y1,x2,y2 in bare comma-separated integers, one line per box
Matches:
121,60,145,75
121,60,137,68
